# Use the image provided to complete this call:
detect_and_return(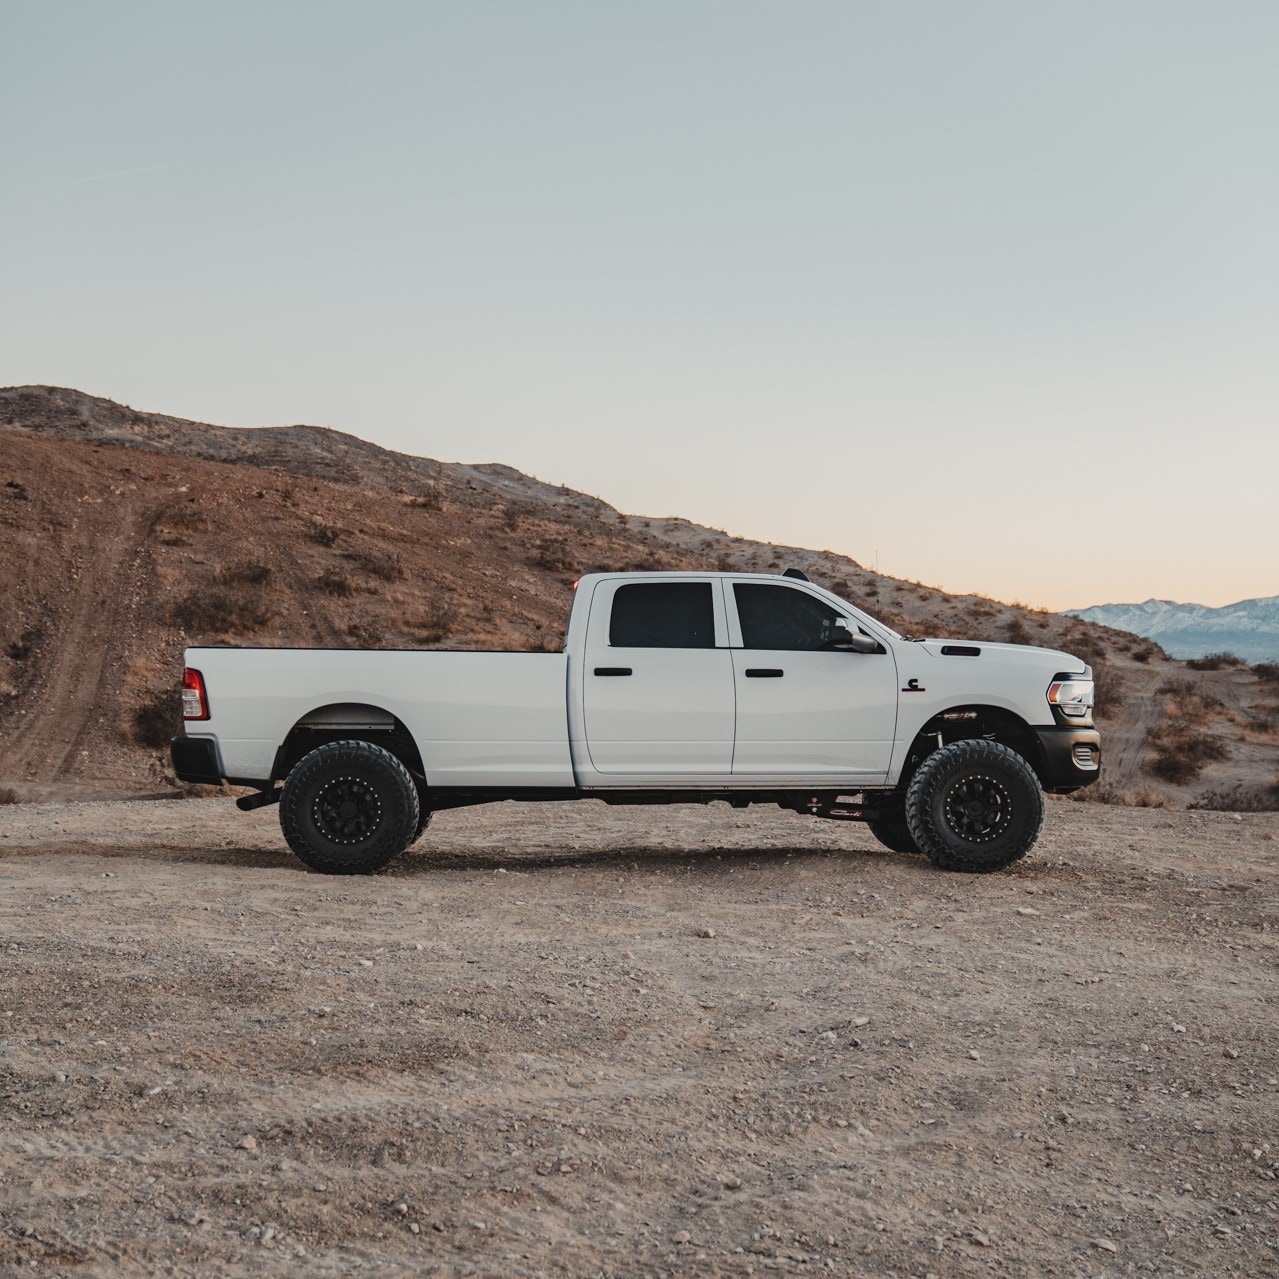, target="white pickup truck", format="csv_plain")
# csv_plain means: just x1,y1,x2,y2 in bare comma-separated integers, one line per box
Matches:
171,570,1099,875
